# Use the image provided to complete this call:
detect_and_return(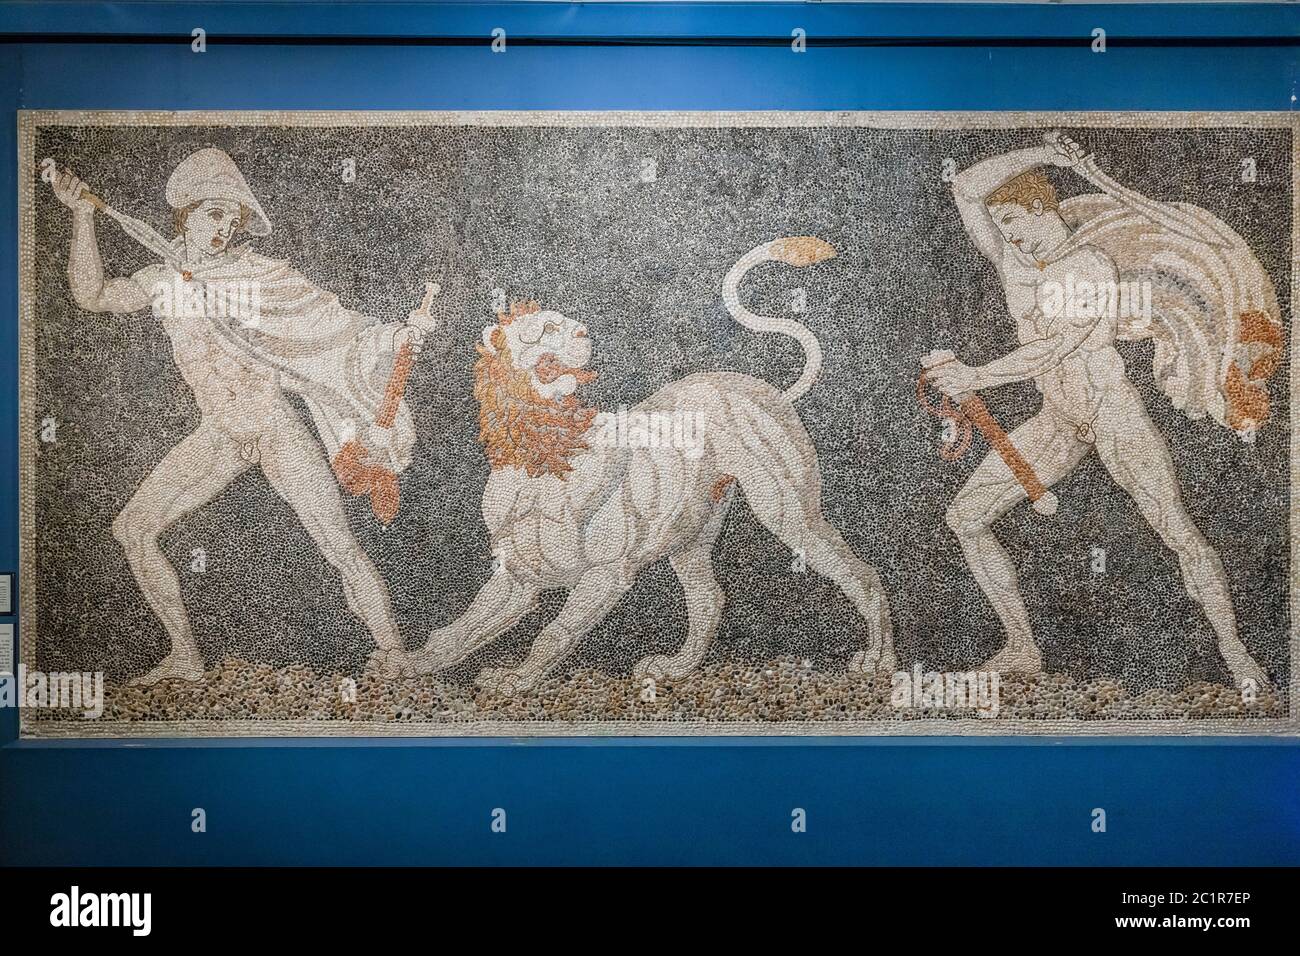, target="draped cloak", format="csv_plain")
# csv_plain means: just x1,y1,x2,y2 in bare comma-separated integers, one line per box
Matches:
1046,158,1284,434
174,240,417,477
